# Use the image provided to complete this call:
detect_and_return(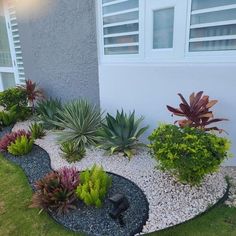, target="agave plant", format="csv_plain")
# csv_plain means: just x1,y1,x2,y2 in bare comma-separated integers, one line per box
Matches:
36,98,63,129
19,79,44,112
98,110,149,158
31,168,80,215
167,91,227,132
52,99,102,147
